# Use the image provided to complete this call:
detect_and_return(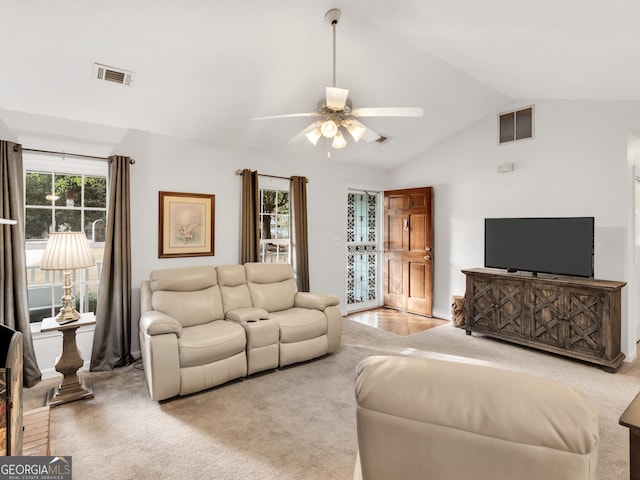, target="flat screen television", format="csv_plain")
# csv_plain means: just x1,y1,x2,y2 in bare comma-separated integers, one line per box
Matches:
484,217,594,278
